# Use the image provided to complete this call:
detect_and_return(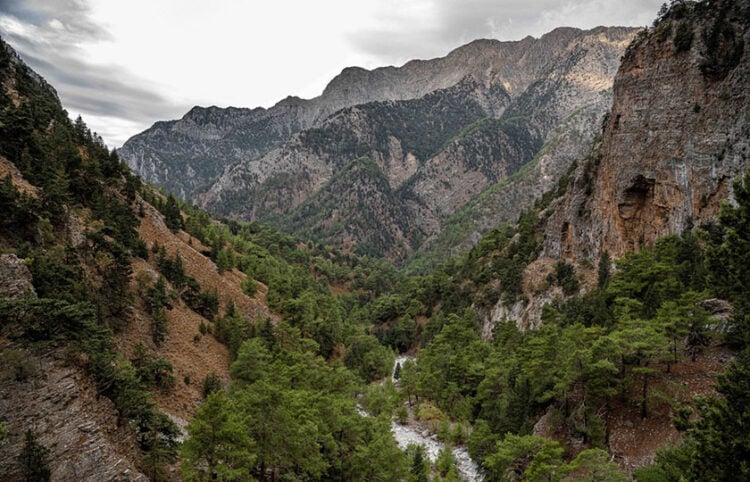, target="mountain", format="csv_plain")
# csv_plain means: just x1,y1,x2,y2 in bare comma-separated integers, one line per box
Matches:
360,2,750,476
3,0,750,479
121,26,638,262
120,28,616,199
